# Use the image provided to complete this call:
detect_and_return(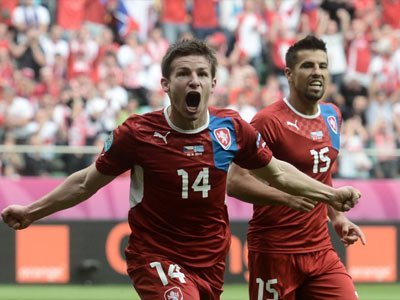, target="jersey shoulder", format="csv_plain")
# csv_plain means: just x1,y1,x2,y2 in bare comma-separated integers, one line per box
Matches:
122,109,165,130
209,106,242,120
253,99,287,124
320,101,342,116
